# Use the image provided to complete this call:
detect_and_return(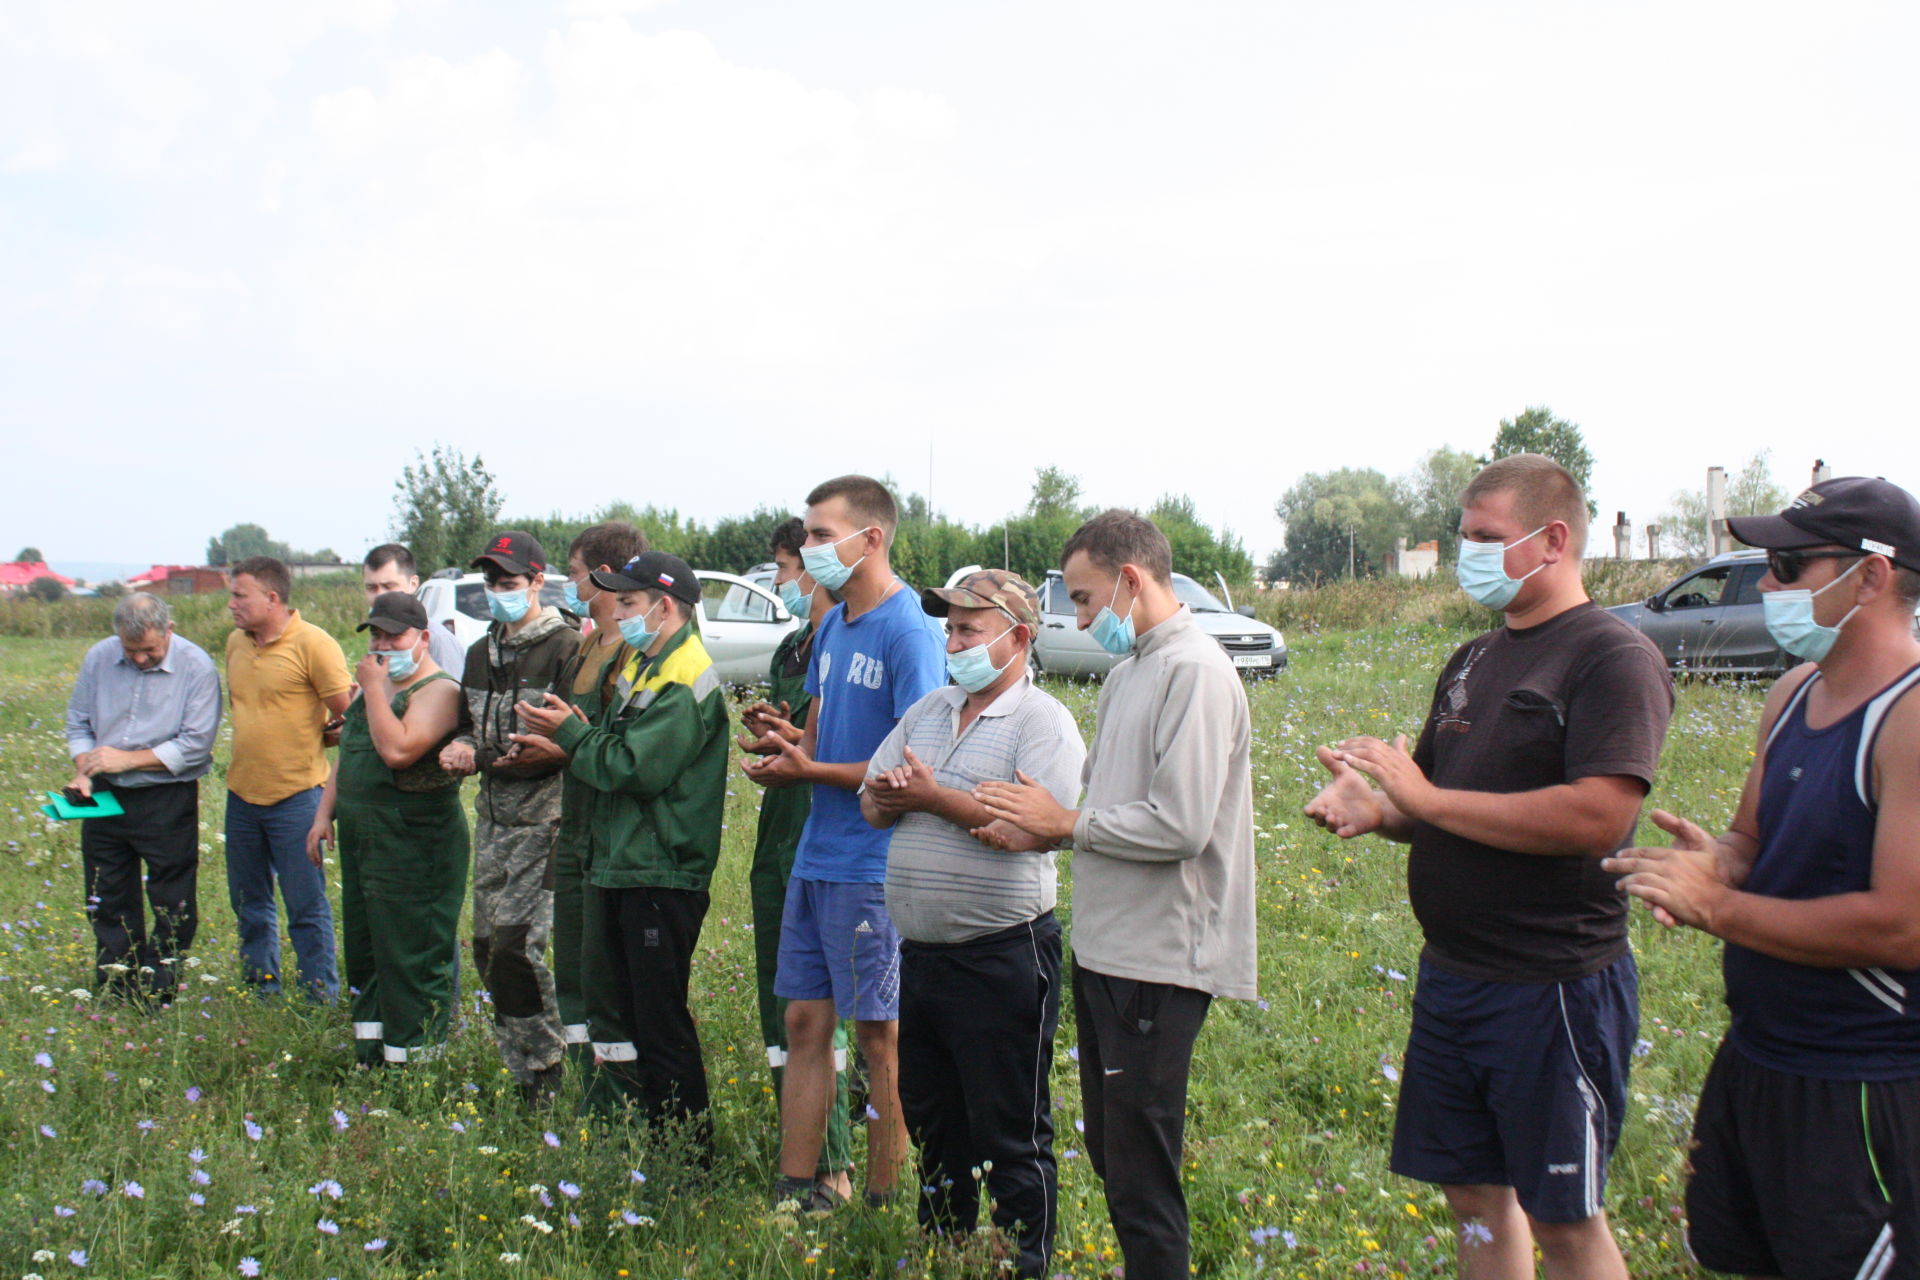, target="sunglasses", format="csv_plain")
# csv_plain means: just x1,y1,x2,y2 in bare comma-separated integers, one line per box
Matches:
1765,548,1862,585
